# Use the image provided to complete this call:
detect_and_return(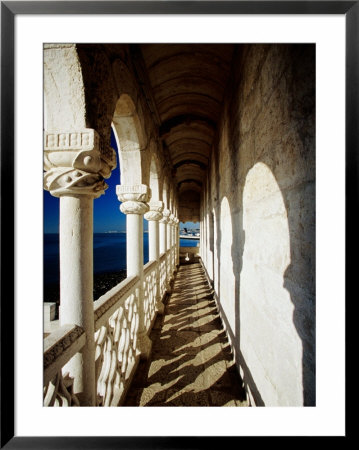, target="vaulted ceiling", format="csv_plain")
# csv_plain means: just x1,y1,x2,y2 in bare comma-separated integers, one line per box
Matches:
137,44,235,221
